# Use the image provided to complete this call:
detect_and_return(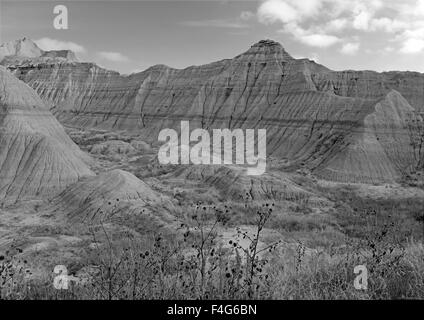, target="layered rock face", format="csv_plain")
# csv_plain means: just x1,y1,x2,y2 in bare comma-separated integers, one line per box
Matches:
168,165,311,201
4,38,424,183
0,37,43,60
0,67,93,202
0,37,78,67
316,91,423,183
48,169,172,222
